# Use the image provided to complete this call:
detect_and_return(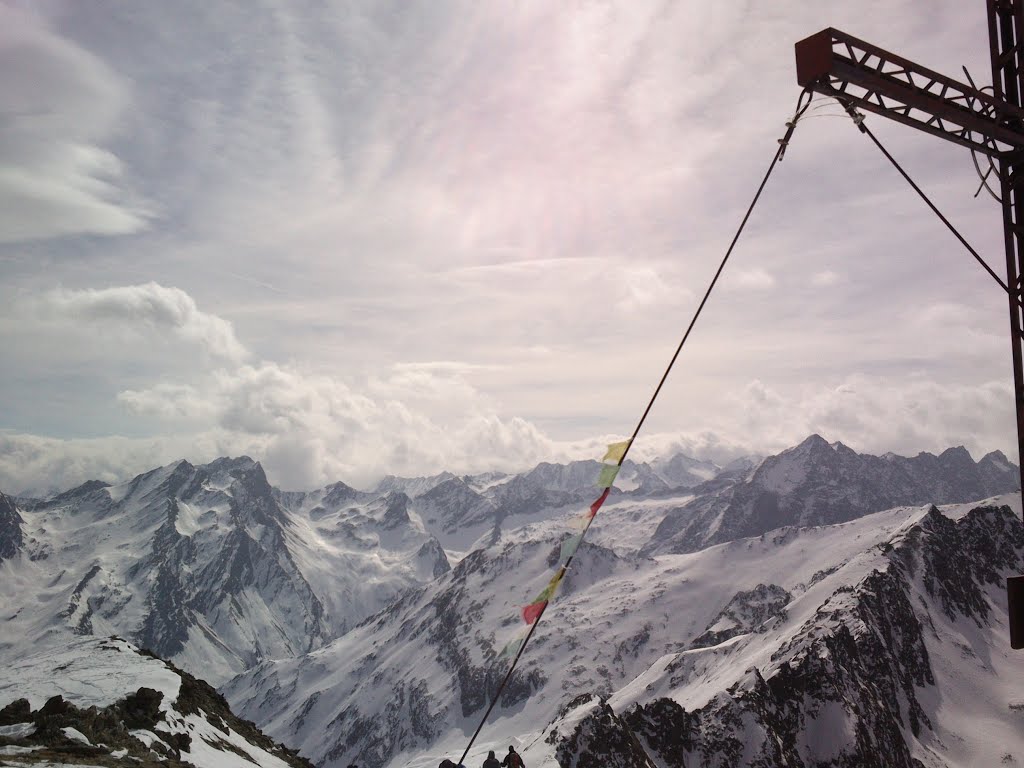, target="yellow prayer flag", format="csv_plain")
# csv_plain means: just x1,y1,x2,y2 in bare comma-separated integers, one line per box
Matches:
602,440,631,463
535,570,565,603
